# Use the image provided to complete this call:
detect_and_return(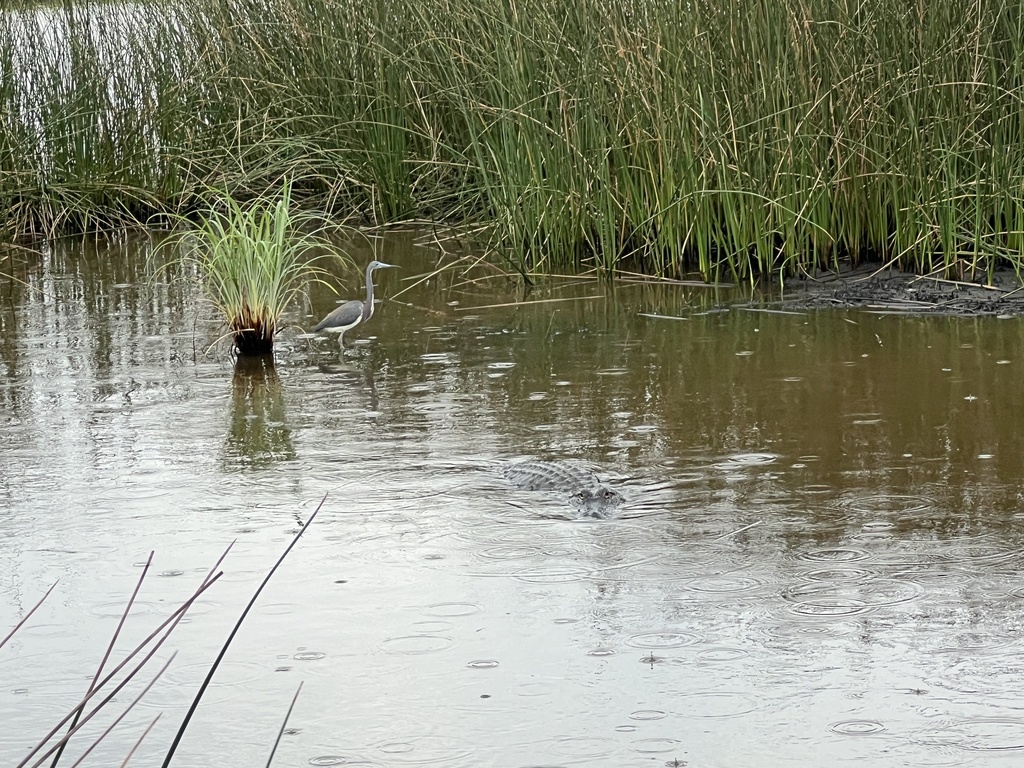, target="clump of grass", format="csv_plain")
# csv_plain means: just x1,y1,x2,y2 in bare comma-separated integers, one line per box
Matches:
163,182,349,356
